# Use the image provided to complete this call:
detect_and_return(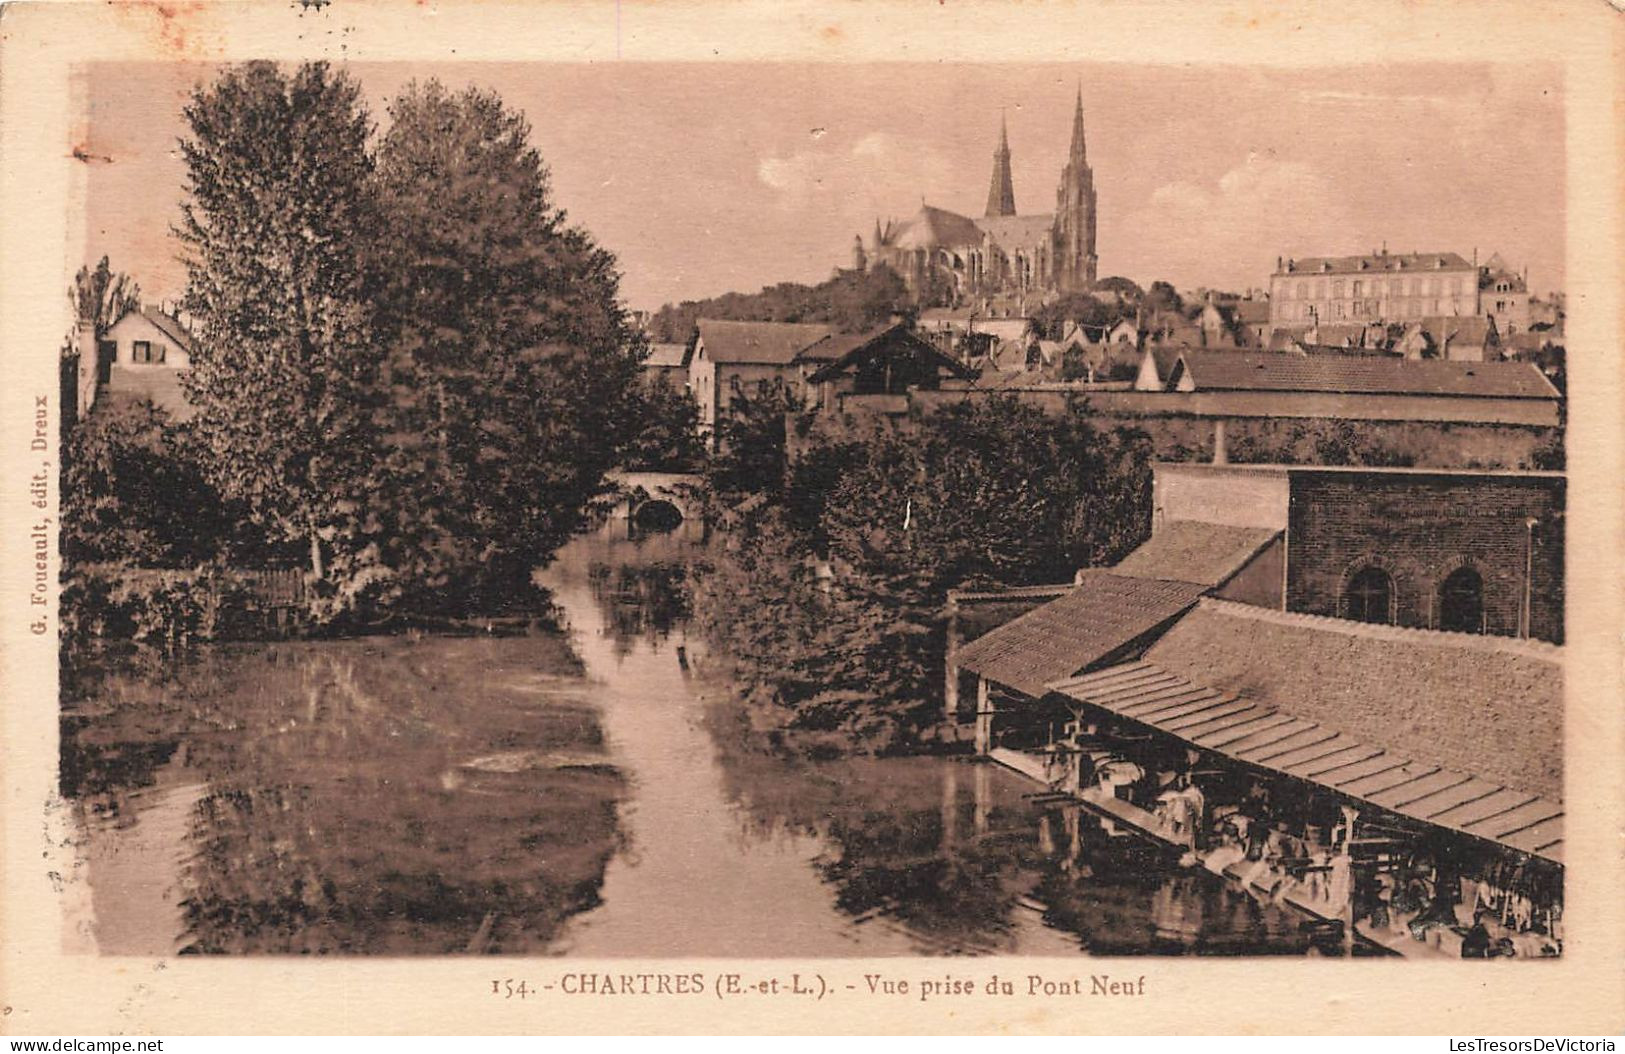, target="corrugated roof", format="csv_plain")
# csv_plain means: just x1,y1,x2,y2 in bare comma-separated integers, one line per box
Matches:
1050,654,1563,864
955,572,1209,697
1111,522,1280,587
695,319,833,365
1173,351,1558,399
1279,251,1473,275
